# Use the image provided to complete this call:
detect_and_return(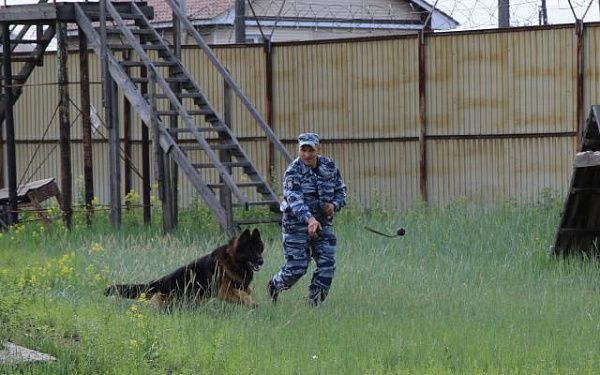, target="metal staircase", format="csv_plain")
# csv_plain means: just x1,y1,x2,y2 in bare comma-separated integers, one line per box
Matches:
74,1,292,232
0,21,56,126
